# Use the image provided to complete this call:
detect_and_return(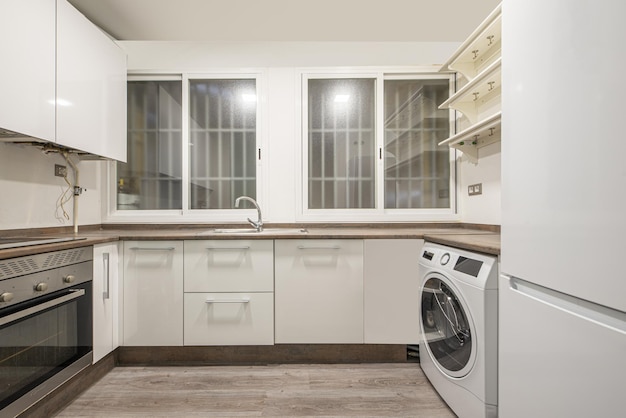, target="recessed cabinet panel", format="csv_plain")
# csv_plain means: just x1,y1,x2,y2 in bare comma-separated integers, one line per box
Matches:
122,241,183,346
184,240,273,292
0,0,55,141
56,0,127,161
364,239,422,344
184,292,274,346
275,240,364,343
